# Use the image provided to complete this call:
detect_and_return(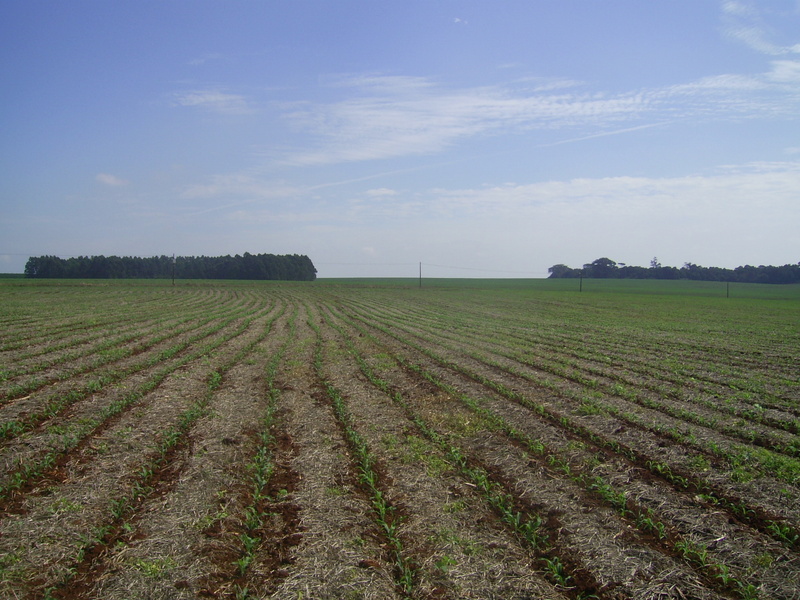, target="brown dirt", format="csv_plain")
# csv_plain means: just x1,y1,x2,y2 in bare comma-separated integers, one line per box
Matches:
1,284,798,600
330,298,800,599
0,301,279,597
